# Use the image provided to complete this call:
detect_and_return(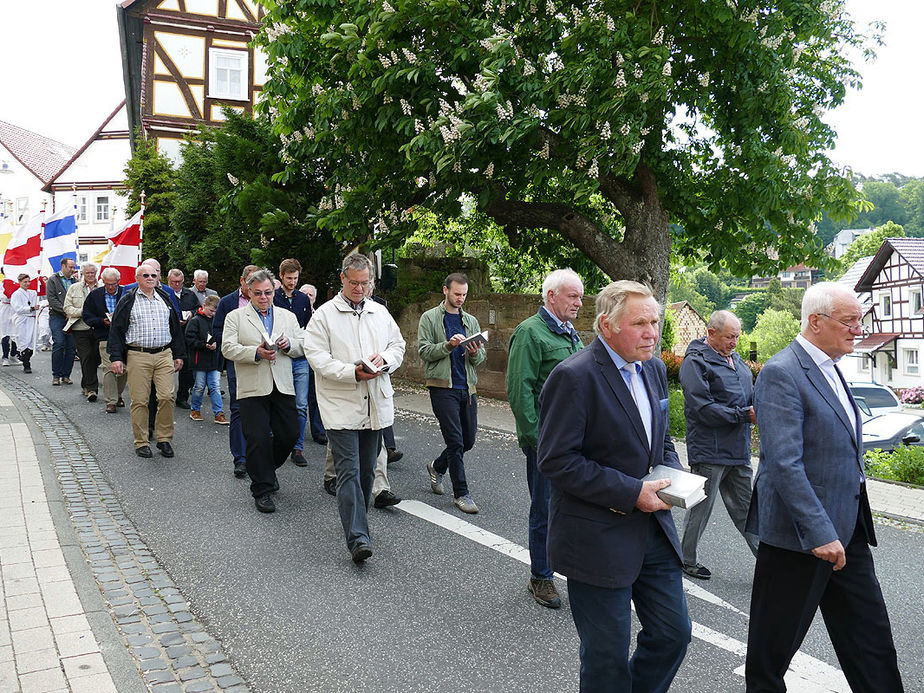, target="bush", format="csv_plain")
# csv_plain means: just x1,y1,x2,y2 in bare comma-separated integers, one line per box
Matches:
668,387,686,438
900,386,924,404
750,308,800,361
661,349,683,385
865,445,924,486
